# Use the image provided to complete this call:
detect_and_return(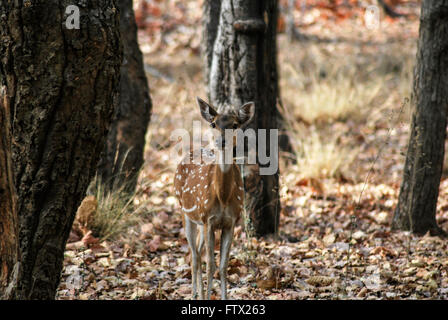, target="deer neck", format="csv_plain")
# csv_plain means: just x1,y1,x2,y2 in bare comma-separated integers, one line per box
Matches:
213,148,235,205
216,147,232,173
